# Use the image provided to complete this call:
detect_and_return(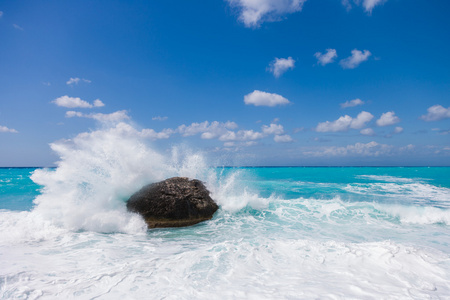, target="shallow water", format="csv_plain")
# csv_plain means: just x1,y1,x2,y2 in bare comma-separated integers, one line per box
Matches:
1,125,449,299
